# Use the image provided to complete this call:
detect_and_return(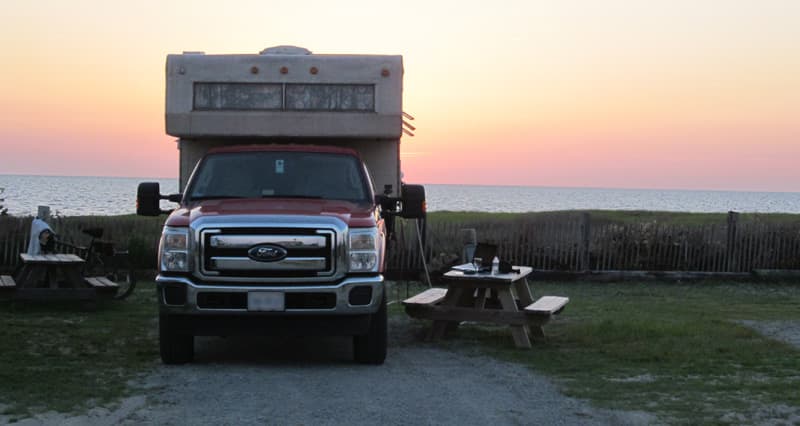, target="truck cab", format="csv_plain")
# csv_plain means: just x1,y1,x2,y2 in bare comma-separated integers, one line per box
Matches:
137,46,424,365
